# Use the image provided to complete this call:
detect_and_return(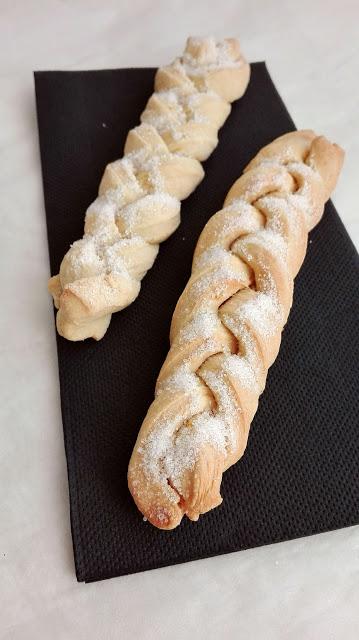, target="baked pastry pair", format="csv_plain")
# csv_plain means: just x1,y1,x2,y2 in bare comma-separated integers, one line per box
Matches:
47,37,344,530
49,37,250,341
